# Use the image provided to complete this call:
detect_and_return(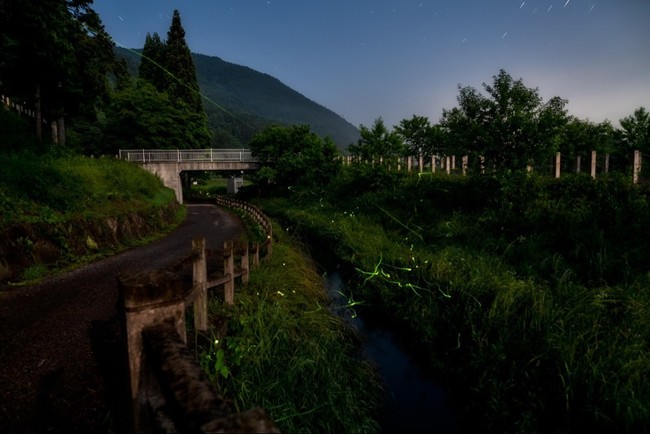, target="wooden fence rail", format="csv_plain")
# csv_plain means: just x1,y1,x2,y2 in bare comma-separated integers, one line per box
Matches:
119,197,276,432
